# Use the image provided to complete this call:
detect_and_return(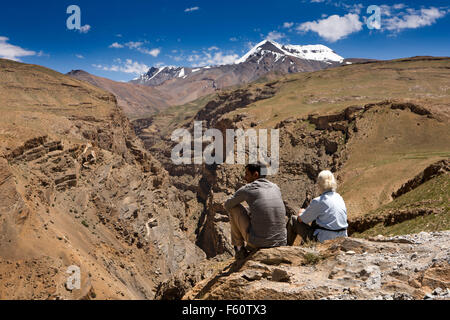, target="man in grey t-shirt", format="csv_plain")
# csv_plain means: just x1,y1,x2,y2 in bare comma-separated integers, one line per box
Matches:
224,162,287,259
